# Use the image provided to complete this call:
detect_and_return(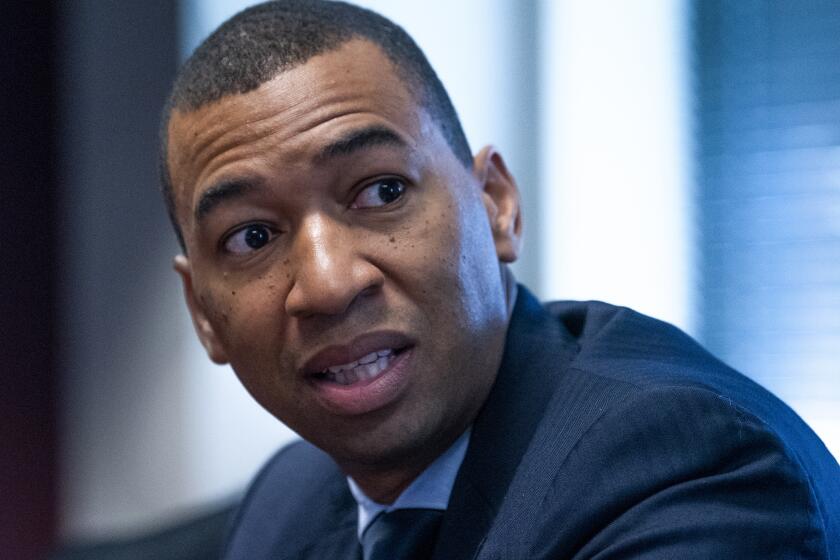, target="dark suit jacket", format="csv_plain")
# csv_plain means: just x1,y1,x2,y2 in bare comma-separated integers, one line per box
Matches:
224,287,840,559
